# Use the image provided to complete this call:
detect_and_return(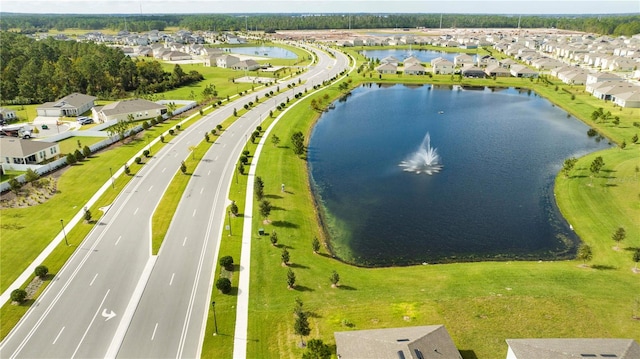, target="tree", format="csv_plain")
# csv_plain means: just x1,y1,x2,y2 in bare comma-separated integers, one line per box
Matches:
180,161,187,174
294,310,311,346
124,164,131,175
65,152,77,165
271,134,280,147
312,237,321,254
8,178,22,195
329,270,340,288
291,131,305,156
287,268,296,289
633,249,640,271
561,157,578,178
204,132,210,142
632,133,638,144
229,201,238,216
238,162,245,175
10,289,27,303
84,207,92,222
216,278,232,294
302,339,332,359
281,248,290,266
589,156,604,184
620,140,626,149
576,243,593,266
24,168,40,183
270,230,278,246
74,149,84,161
259,200,272,220
34,265,49,279
219,255,234,271
107,116,134,142
233,108,238,117
612,227,626,250
82,145,91,158
255,176,265,201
